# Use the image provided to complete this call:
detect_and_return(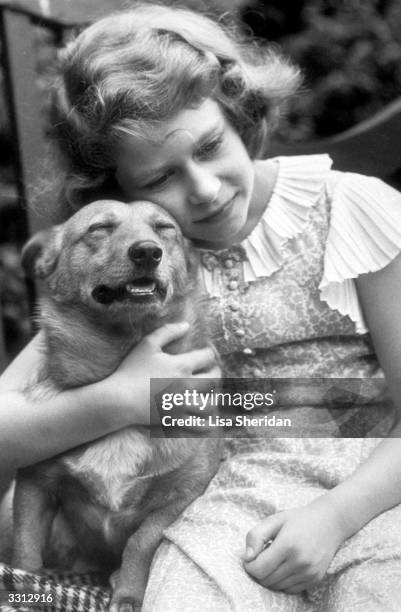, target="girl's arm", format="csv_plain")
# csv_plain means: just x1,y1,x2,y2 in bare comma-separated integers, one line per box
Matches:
244,251,401,593
0,331,122,473
321,249,401,529
0,322,217,474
